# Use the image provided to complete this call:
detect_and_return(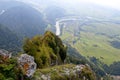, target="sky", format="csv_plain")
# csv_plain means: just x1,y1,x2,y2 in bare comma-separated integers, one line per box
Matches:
16,0,120,10
58,0,120,10
84,0,120,10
